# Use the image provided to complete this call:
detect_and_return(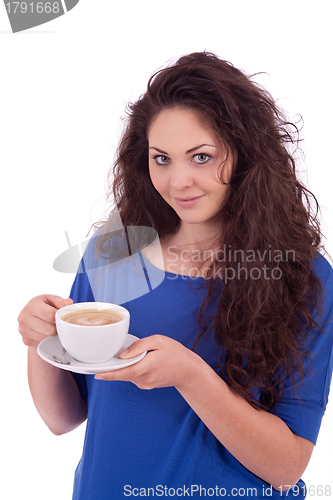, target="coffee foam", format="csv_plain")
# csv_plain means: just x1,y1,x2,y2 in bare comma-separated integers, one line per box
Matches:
61,309,123,326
